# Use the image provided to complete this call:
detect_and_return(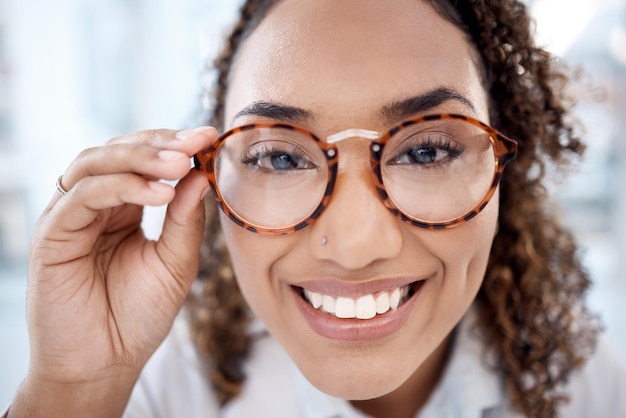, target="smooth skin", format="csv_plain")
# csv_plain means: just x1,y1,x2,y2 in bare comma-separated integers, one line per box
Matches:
10,128,215,417
222,1,498,417
10,1,499,418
